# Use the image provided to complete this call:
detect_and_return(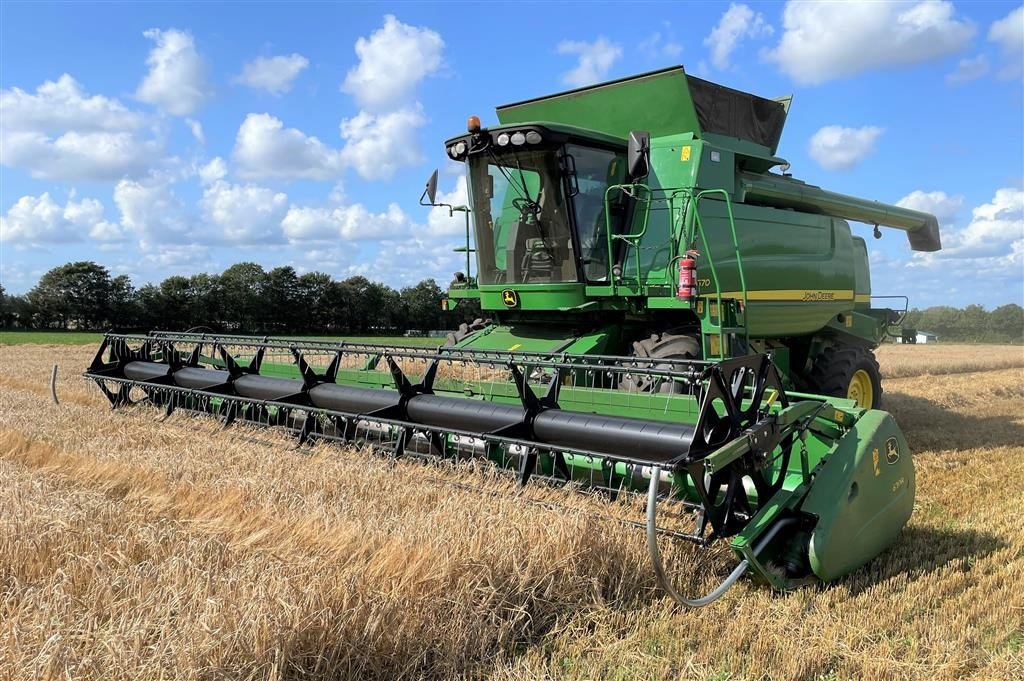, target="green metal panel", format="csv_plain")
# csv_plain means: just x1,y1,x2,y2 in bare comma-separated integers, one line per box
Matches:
478,284,588,311
691,198,856,337
851,234,871,306
619,136,703,284
452,322,615,355
801,409,915,580
496,67,701,140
